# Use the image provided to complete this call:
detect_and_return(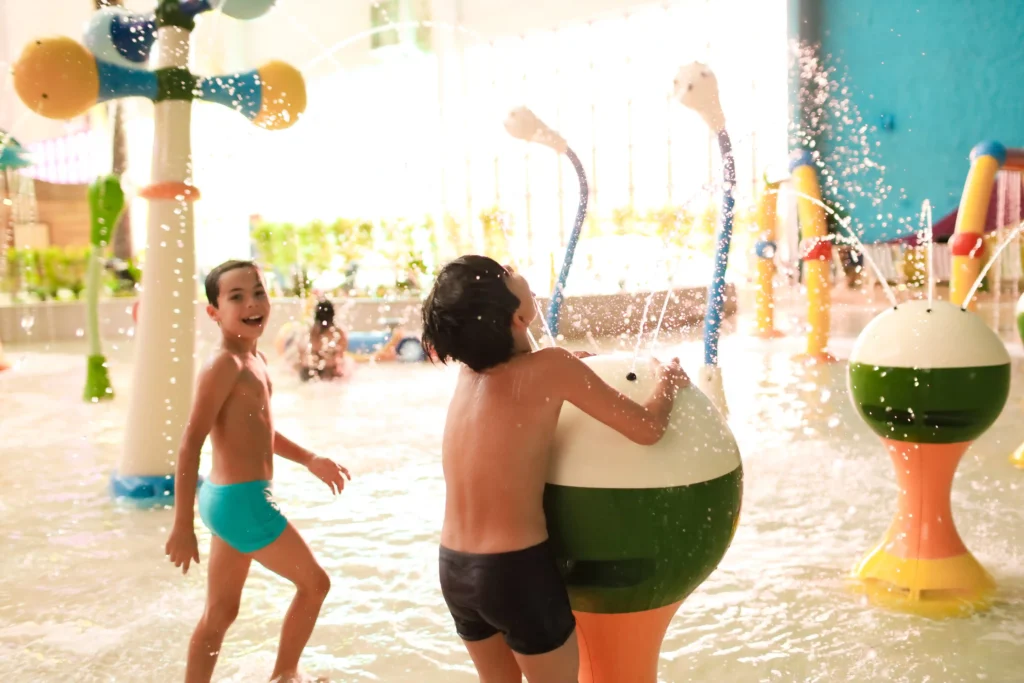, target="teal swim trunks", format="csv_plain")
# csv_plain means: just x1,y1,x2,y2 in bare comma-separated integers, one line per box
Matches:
198,480,288,553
